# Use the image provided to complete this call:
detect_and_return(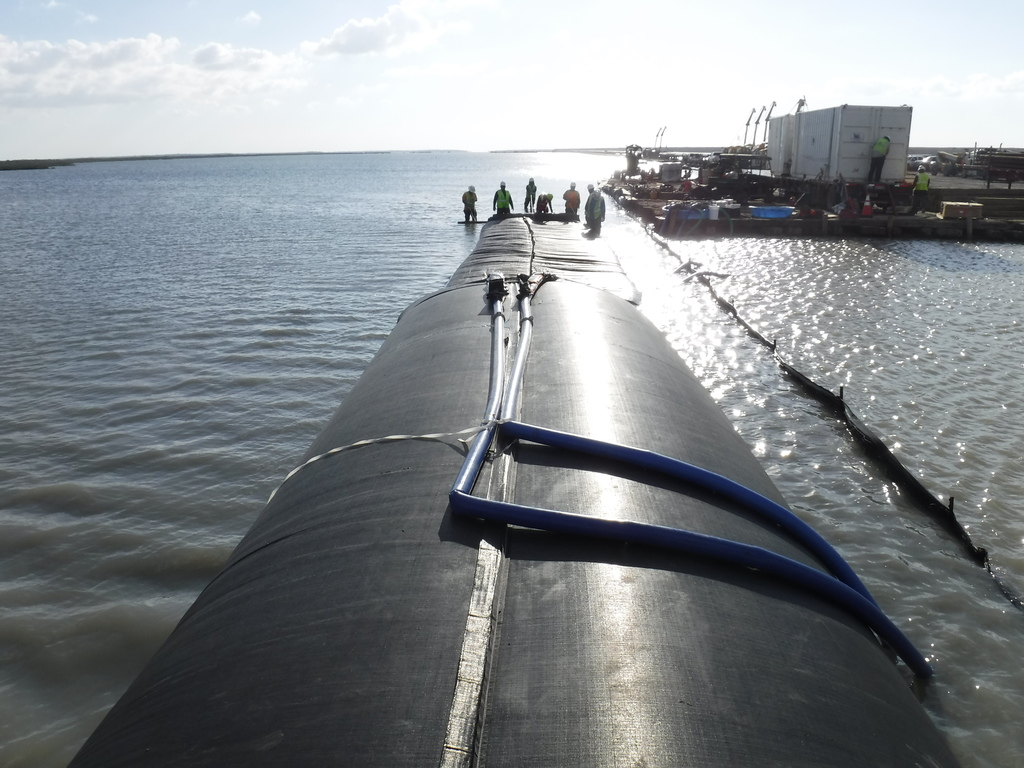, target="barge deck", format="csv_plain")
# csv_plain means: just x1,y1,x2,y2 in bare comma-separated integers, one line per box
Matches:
608,169,1024,242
